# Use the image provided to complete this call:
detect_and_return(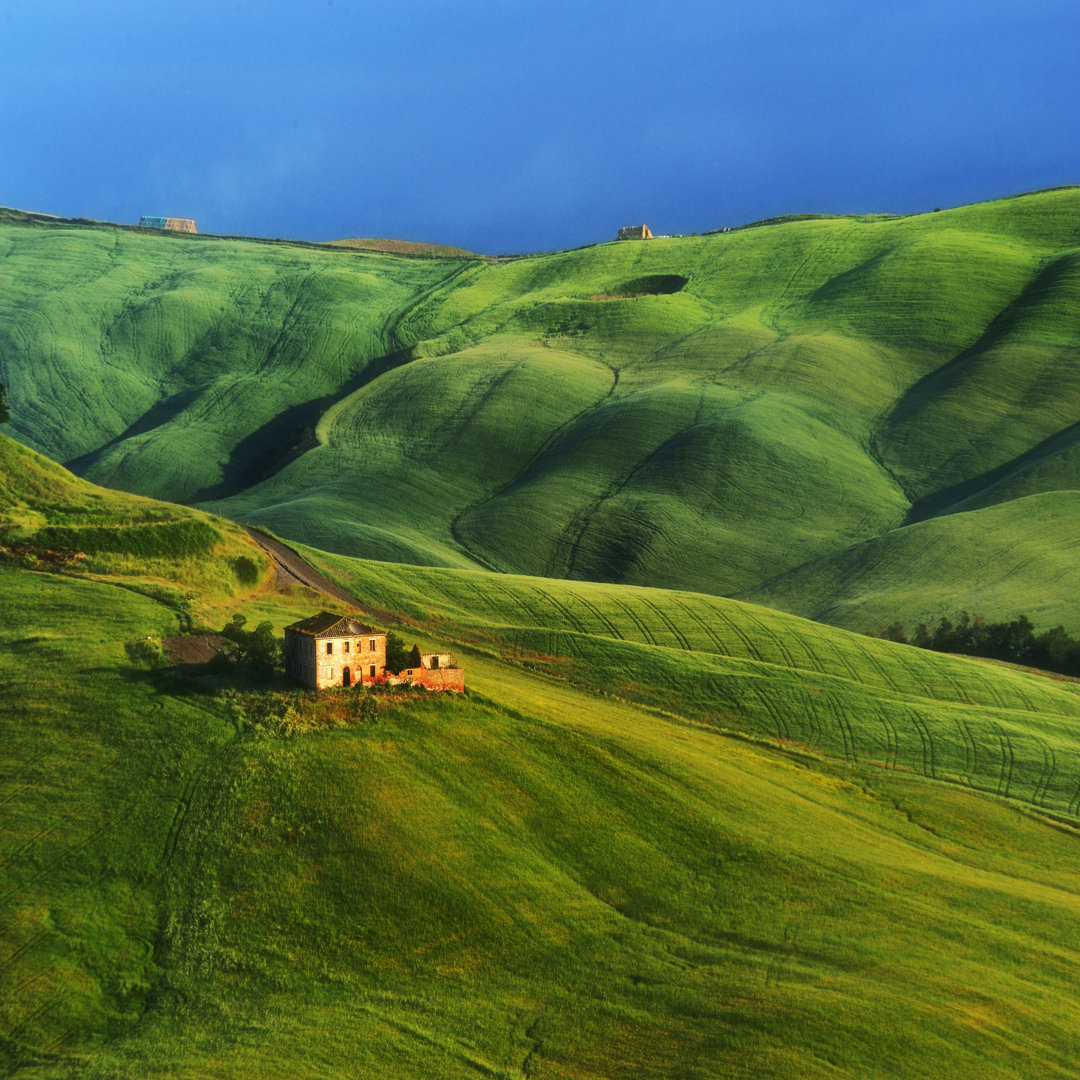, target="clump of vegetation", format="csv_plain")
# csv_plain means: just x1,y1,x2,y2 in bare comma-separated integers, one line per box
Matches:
385,629,411,672
217,685,379,737
217,614,281,676
230,554,261,585
869,611,1080,676
124,636,165,667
